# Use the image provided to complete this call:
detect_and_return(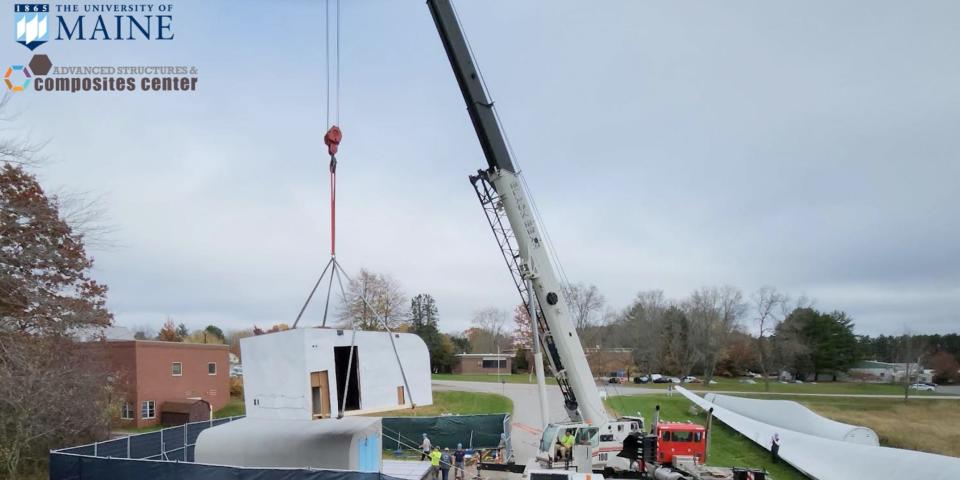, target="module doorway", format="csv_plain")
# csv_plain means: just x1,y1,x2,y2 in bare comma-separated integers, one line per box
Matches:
335,345,361,411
